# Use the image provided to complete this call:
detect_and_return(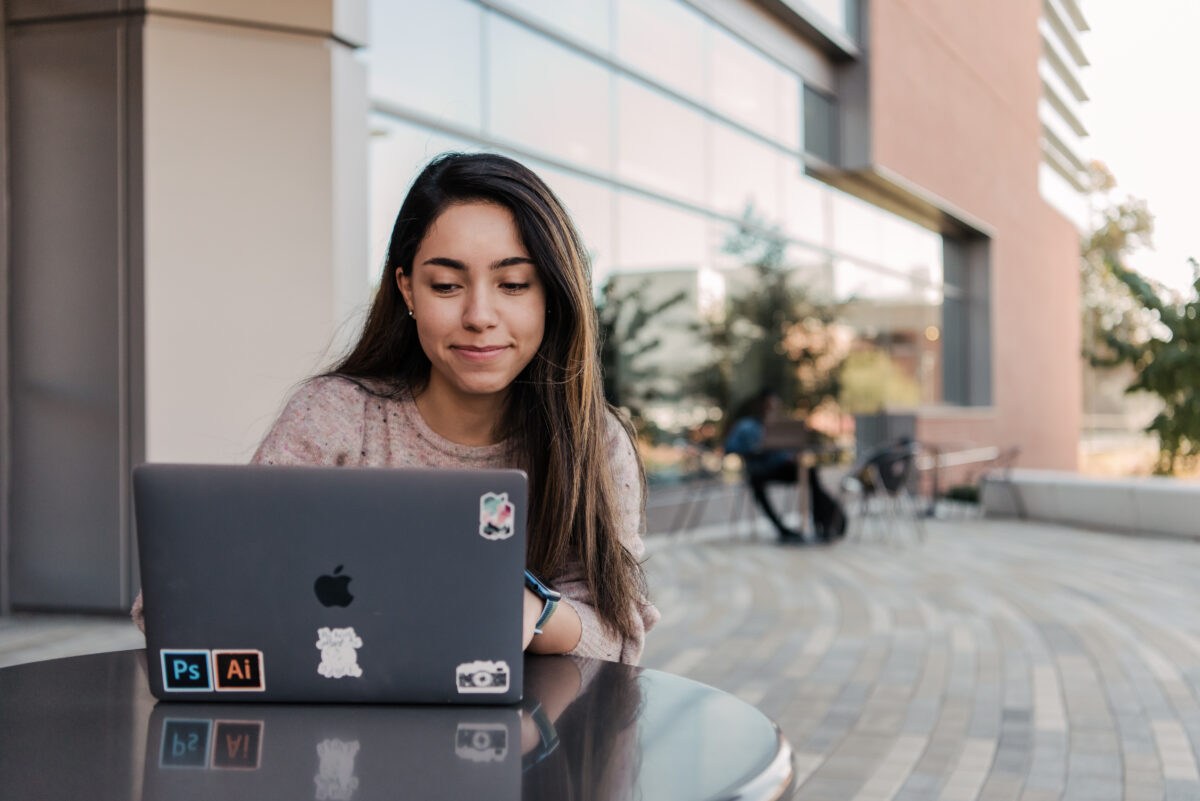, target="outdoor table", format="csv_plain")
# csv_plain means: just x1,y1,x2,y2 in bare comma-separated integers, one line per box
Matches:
0,649,794,800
